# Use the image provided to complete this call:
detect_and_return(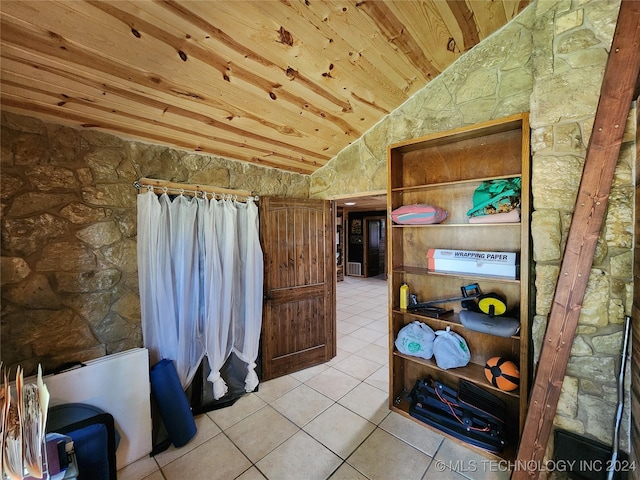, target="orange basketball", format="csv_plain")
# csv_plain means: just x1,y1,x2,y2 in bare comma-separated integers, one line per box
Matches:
484,357,519,391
